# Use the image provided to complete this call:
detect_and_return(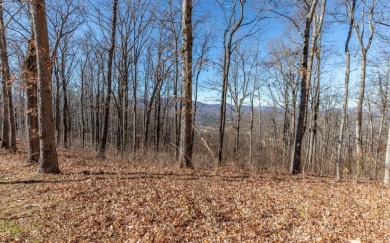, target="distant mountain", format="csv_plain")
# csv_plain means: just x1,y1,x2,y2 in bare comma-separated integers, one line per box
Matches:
136,99,276,126
194,101,275,126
